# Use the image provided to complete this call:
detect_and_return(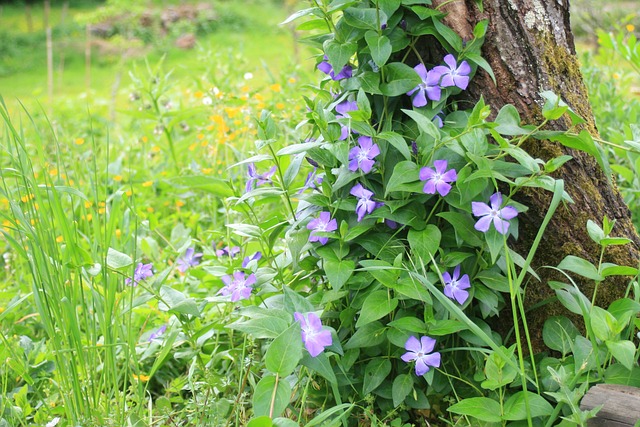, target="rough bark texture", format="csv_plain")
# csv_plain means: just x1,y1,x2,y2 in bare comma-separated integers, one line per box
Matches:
424,0,640,350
